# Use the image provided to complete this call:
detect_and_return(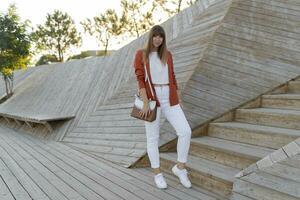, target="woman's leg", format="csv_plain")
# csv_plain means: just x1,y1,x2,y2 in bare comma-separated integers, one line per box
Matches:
159,86,192,167
145,106,168,189
164,104,192,165
144,106,162,172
